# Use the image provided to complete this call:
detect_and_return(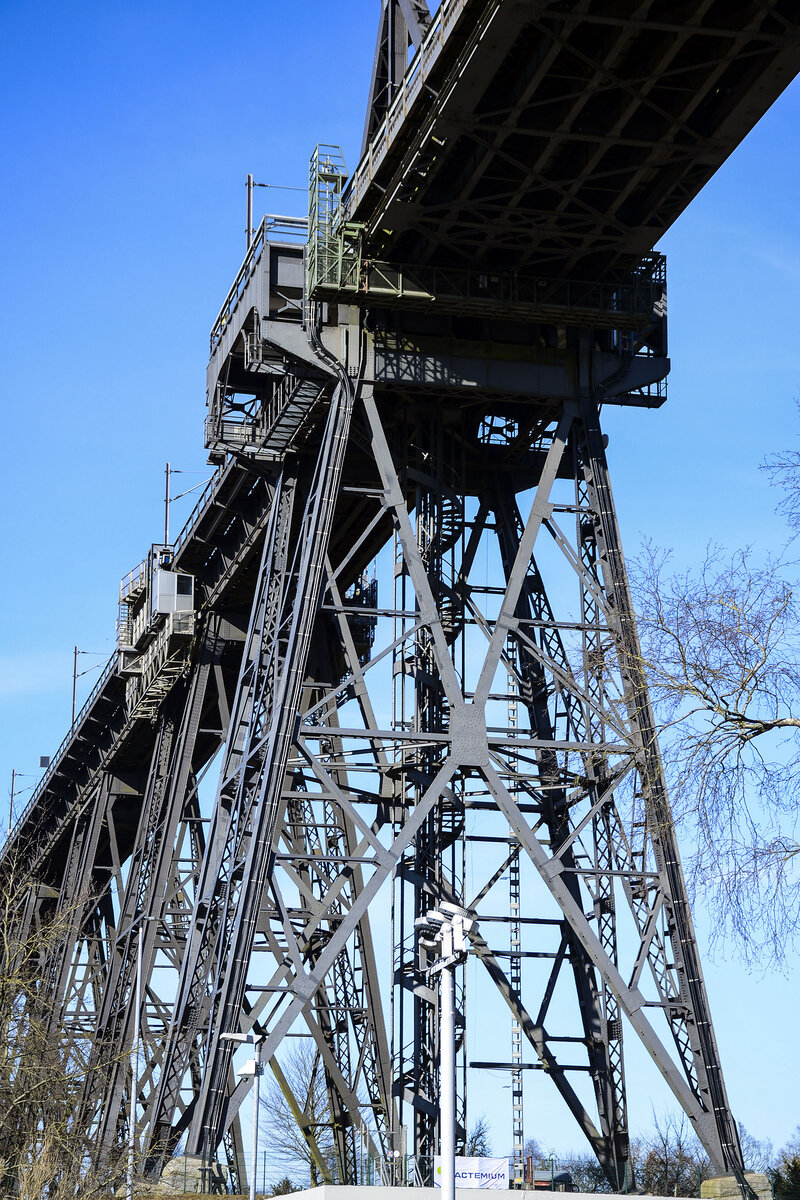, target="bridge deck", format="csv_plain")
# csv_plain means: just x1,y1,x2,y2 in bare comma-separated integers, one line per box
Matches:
346,0,800,277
